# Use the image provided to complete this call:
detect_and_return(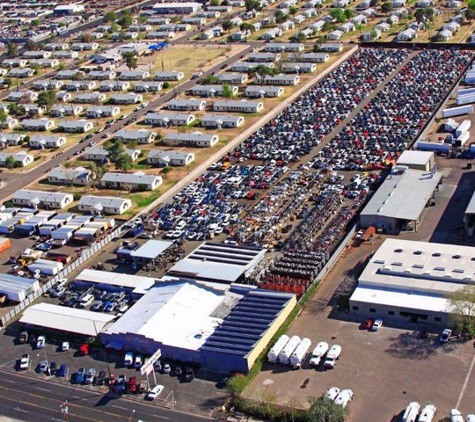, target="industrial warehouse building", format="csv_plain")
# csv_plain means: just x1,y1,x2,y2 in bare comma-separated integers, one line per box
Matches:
167,242,266,284
396,150,435,171
359,165,442,232
20,303,116,336
349,239,475,327
100,281,296,372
